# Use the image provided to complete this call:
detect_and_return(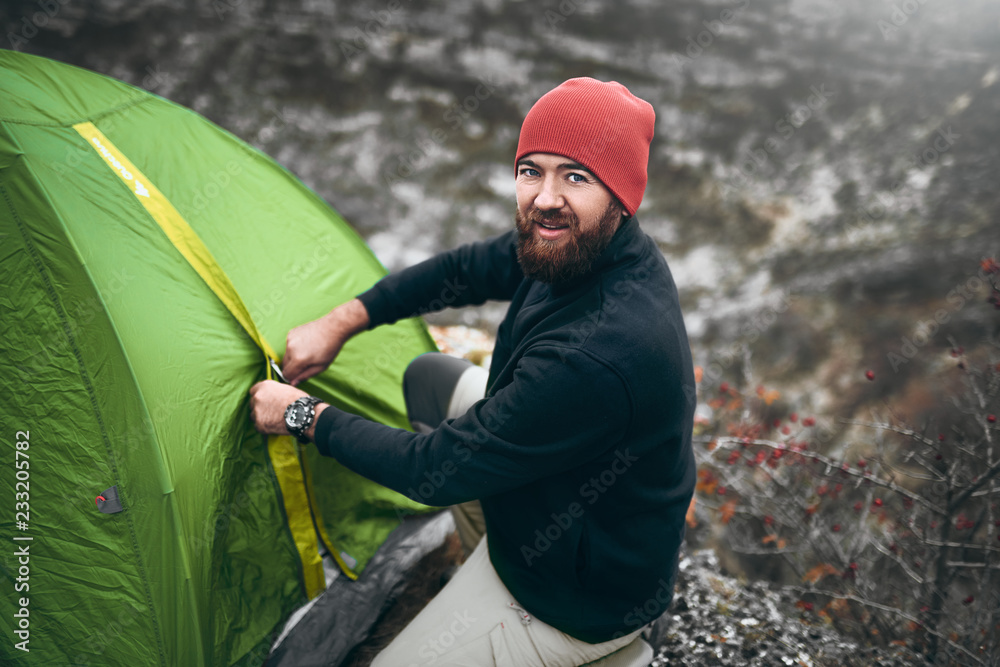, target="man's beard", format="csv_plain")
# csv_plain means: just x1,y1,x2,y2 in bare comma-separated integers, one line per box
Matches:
515,201,623,285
